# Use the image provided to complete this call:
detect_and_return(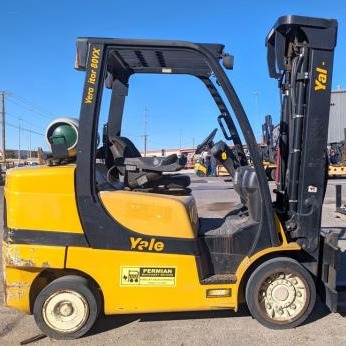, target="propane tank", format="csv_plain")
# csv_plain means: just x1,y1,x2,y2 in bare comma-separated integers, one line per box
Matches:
45,117,79,158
